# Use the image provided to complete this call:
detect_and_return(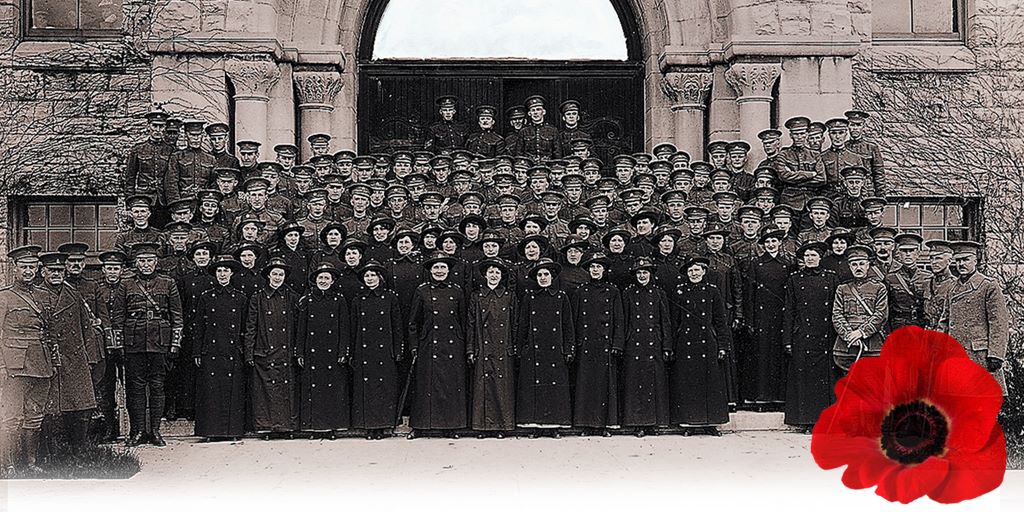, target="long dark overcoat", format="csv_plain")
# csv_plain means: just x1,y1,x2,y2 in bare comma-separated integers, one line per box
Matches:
516,286,575,428
467,285,517,431
742,252,796,403
191,284,247,437
782,267,839,426
43,283,97,413
407,280,469,430
620,283,671,427
296,286,351,431
570,280,624,429
244,285,299,432
350,286,404,429
670,281,733,426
